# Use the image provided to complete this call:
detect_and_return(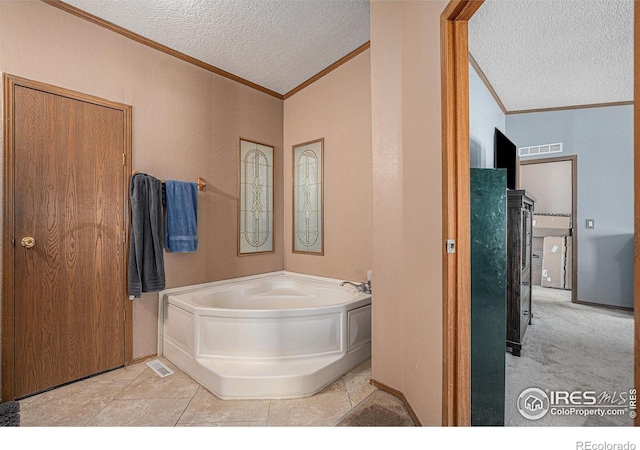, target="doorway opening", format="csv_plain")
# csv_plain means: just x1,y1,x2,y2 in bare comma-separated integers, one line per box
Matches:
441,0,638,426
520,155,578,304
